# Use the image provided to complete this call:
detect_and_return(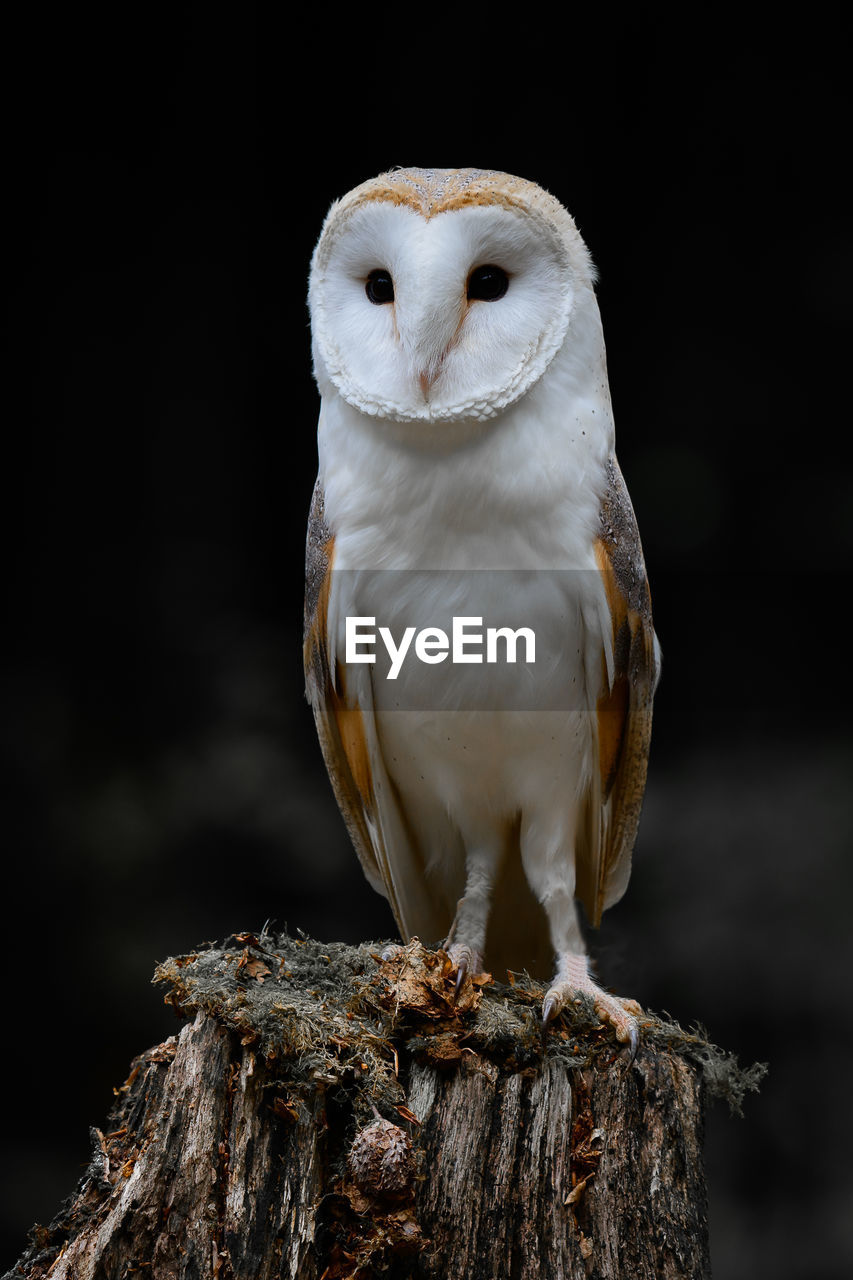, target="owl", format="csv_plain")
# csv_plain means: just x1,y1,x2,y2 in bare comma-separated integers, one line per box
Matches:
304,168,659,1051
